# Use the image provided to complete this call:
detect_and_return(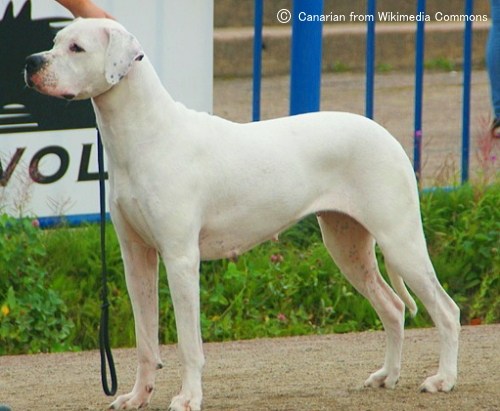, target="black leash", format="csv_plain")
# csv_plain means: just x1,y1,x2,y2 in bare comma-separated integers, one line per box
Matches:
97,128,118,396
